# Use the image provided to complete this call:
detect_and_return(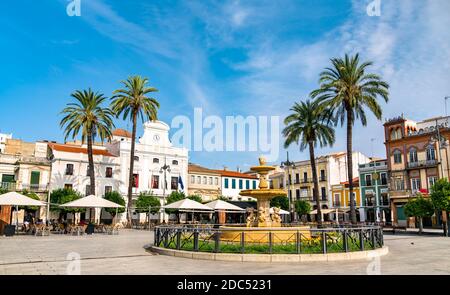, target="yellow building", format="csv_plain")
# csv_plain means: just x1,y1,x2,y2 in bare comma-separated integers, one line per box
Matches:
331,178,362,219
